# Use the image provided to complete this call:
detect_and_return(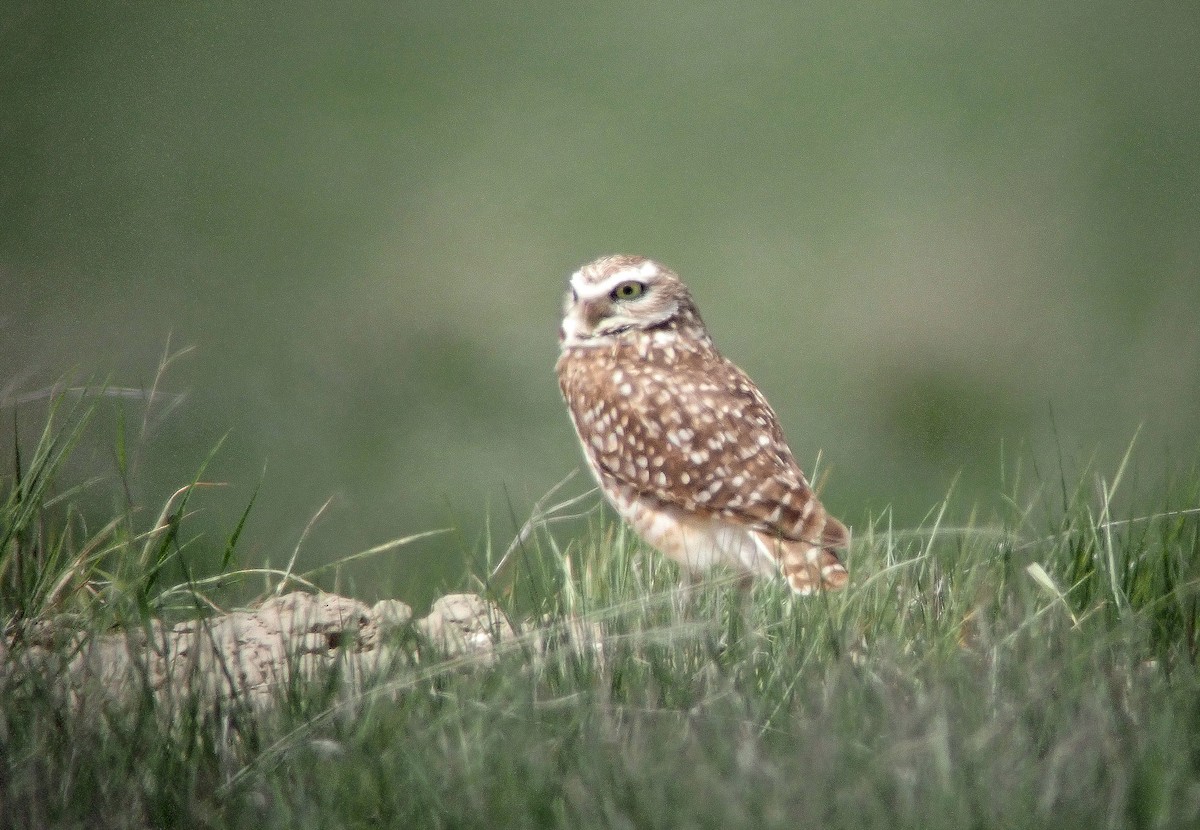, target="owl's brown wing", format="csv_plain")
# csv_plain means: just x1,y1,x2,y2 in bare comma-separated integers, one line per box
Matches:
558,340,845,550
